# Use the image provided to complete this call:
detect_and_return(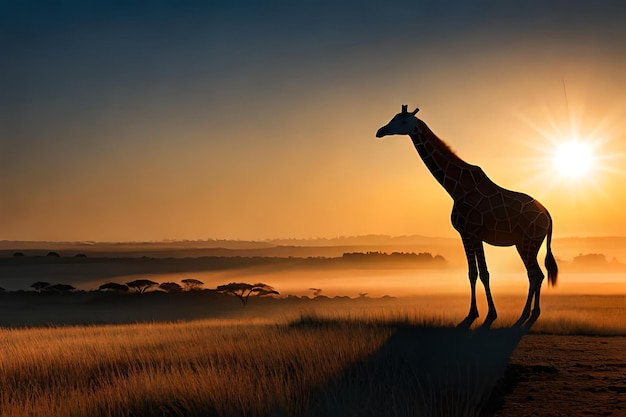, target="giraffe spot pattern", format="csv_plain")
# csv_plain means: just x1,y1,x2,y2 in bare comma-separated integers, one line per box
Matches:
410,122,555,260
